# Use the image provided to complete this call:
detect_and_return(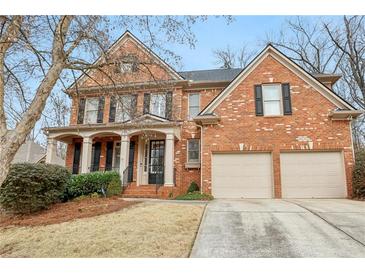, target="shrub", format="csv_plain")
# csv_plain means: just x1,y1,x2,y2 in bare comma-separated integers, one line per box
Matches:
0,163,71,214
65,171,121,200
175,191,213,201
353,149,365,199
187,181,199,193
